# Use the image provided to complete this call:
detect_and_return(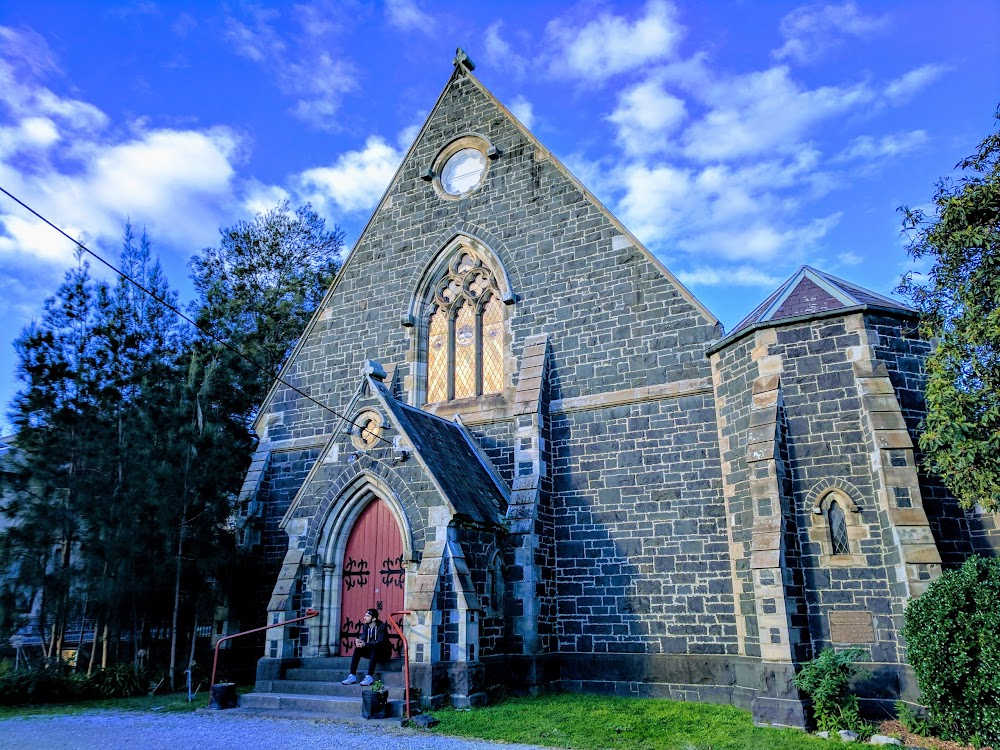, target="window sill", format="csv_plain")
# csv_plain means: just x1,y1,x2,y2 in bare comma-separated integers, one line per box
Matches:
422,393,511,424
